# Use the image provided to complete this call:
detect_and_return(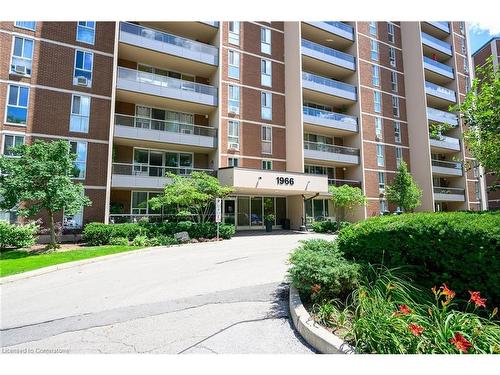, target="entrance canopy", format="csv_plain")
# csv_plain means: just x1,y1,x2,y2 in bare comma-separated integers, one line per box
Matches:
218,167,329,196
